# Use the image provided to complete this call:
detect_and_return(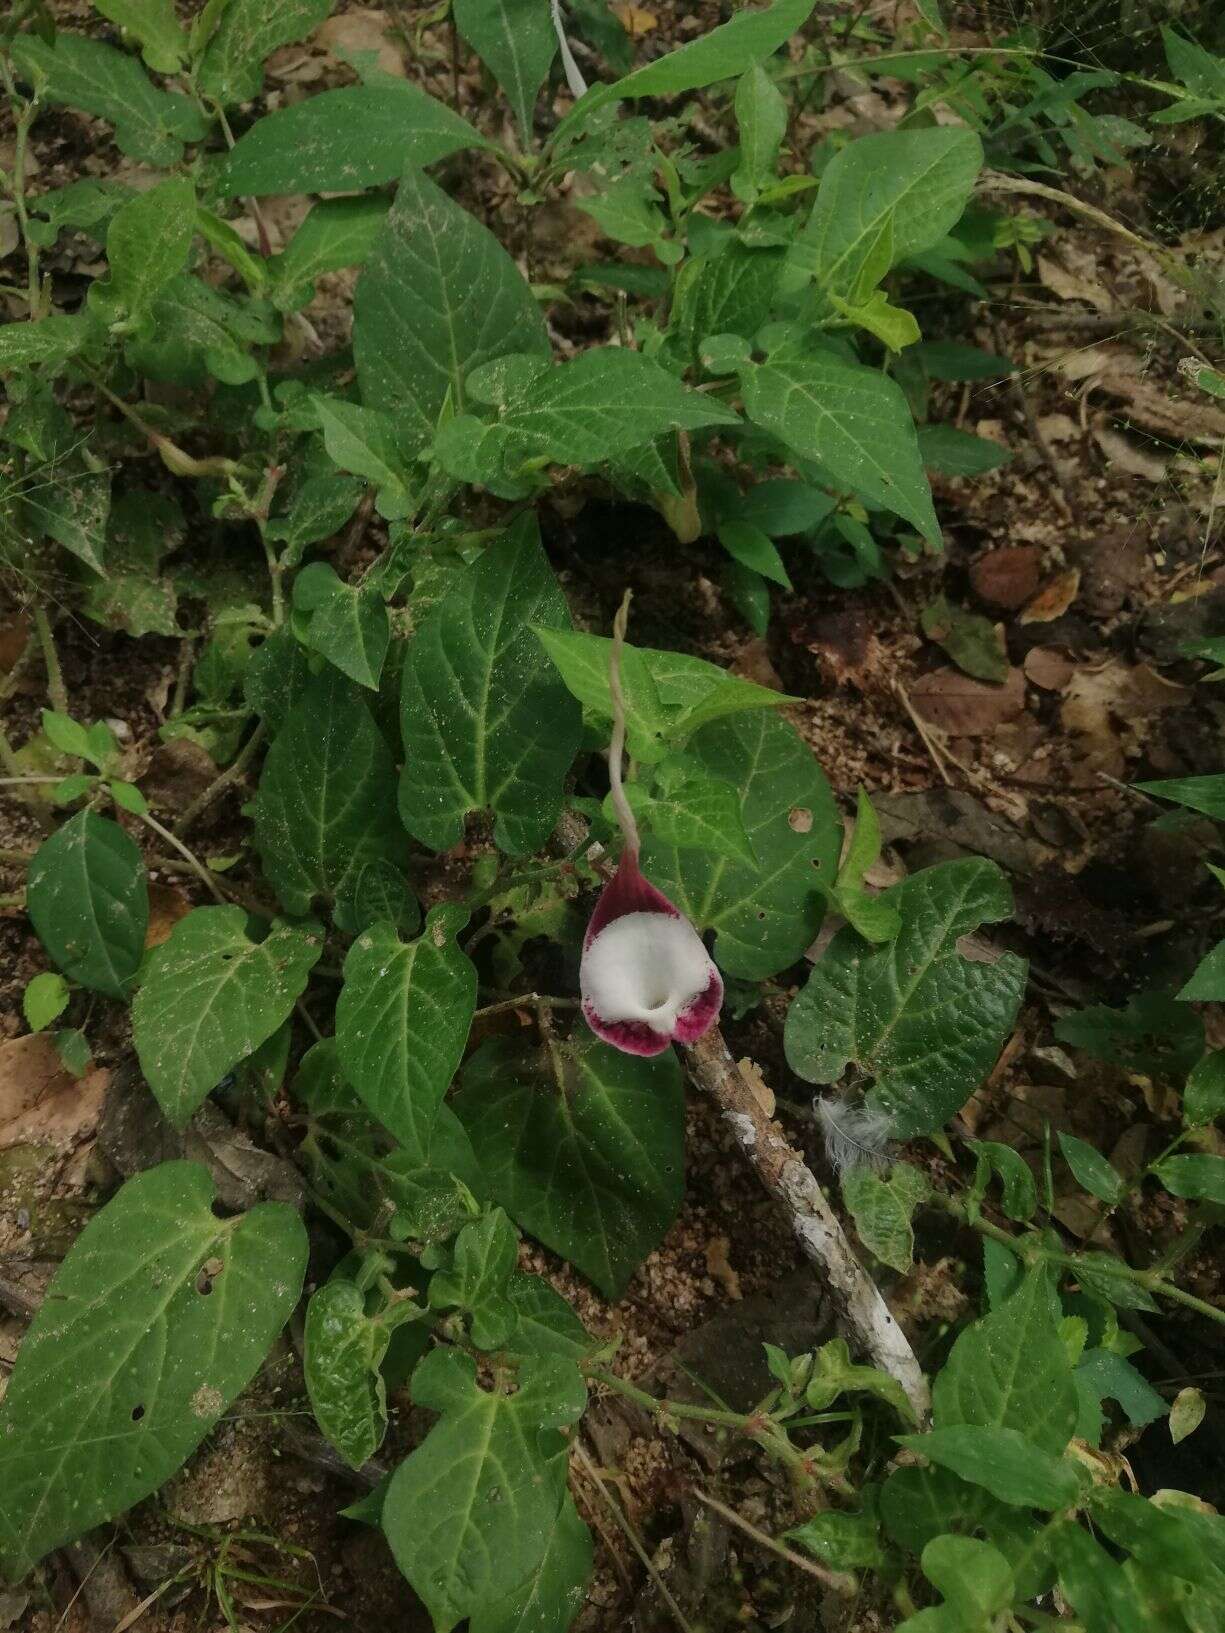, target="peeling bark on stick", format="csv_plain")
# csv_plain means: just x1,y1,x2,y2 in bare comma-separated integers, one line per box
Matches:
684,1027,930,1425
